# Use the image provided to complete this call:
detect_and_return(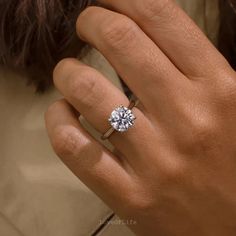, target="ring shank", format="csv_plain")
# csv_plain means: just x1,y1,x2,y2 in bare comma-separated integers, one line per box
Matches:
101,127,115,140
